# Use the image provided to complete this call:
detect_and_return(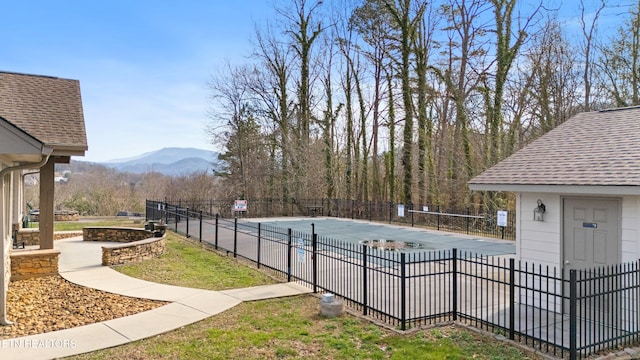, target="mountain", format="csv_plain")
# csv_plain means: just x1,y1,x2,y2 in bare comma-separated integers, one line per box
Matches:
100,147,221,176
